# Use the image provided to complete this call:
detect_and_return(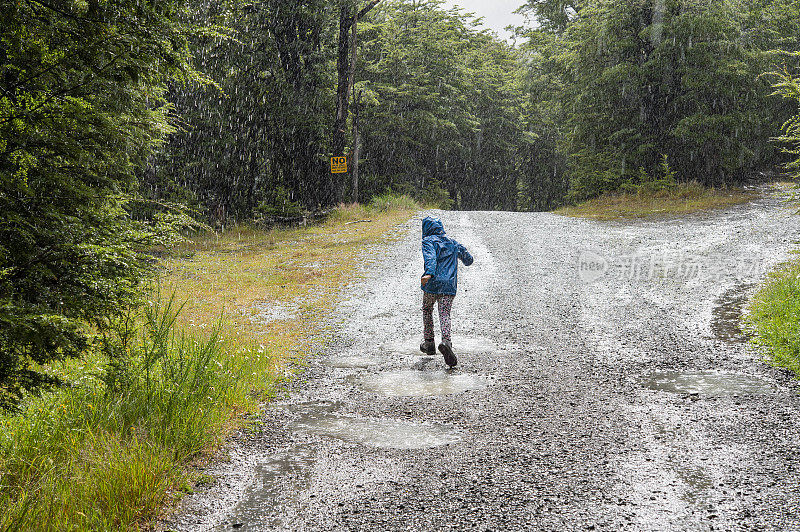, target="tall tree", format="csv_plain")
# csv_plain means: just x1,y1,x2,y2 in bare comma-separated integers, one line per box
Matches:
518,0,583,34
333,0,381,203
772,66,800,178
519,0,800,201
148,0,339,223
0,0,206,404
355,0,527,209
